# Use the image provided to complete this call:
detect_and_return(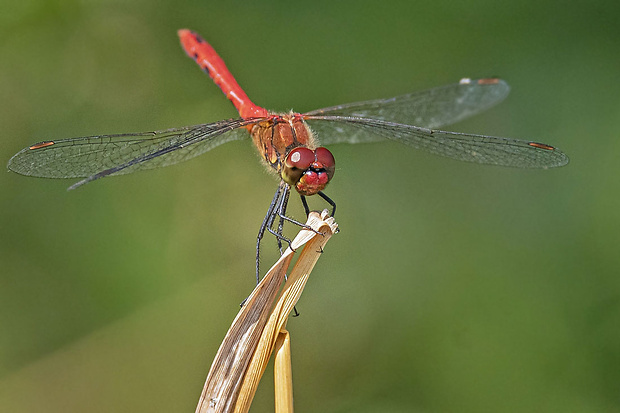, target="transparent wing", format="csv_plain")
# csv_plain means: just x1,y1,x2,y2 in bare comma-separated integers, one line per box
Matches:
304,116,569,168
8,118,259,188
305,78,510,145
